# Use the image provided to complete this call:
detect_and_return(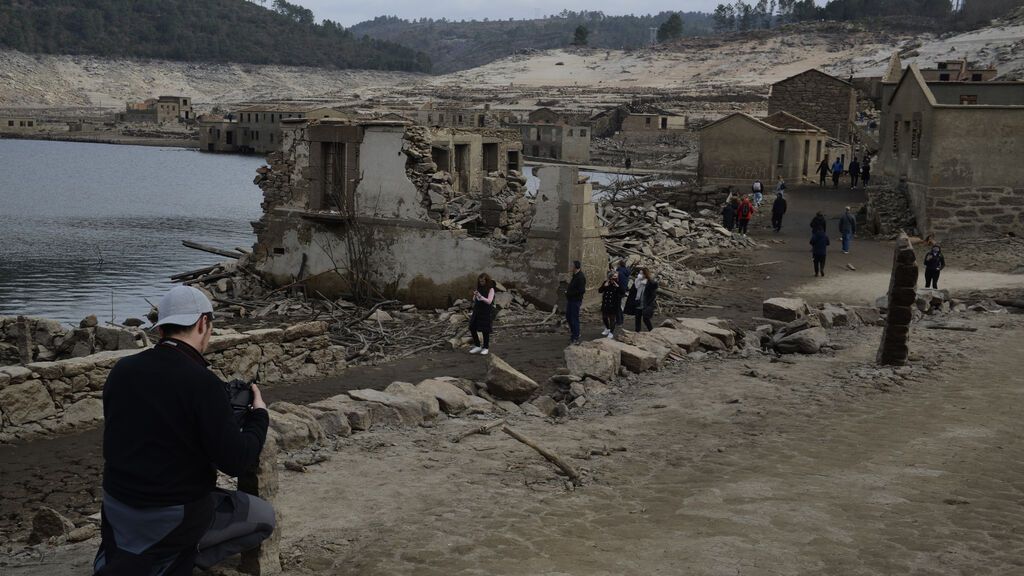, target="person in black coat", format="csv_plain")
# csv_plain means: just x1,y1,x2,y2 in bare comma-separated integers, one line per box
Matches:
598,272,624,339
771,191,787,233
565,260,586,345
721,201,737,231
468,273,495,355
810,229,830,277
924,245,946,288
810,211,827,233
624,268,658,332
